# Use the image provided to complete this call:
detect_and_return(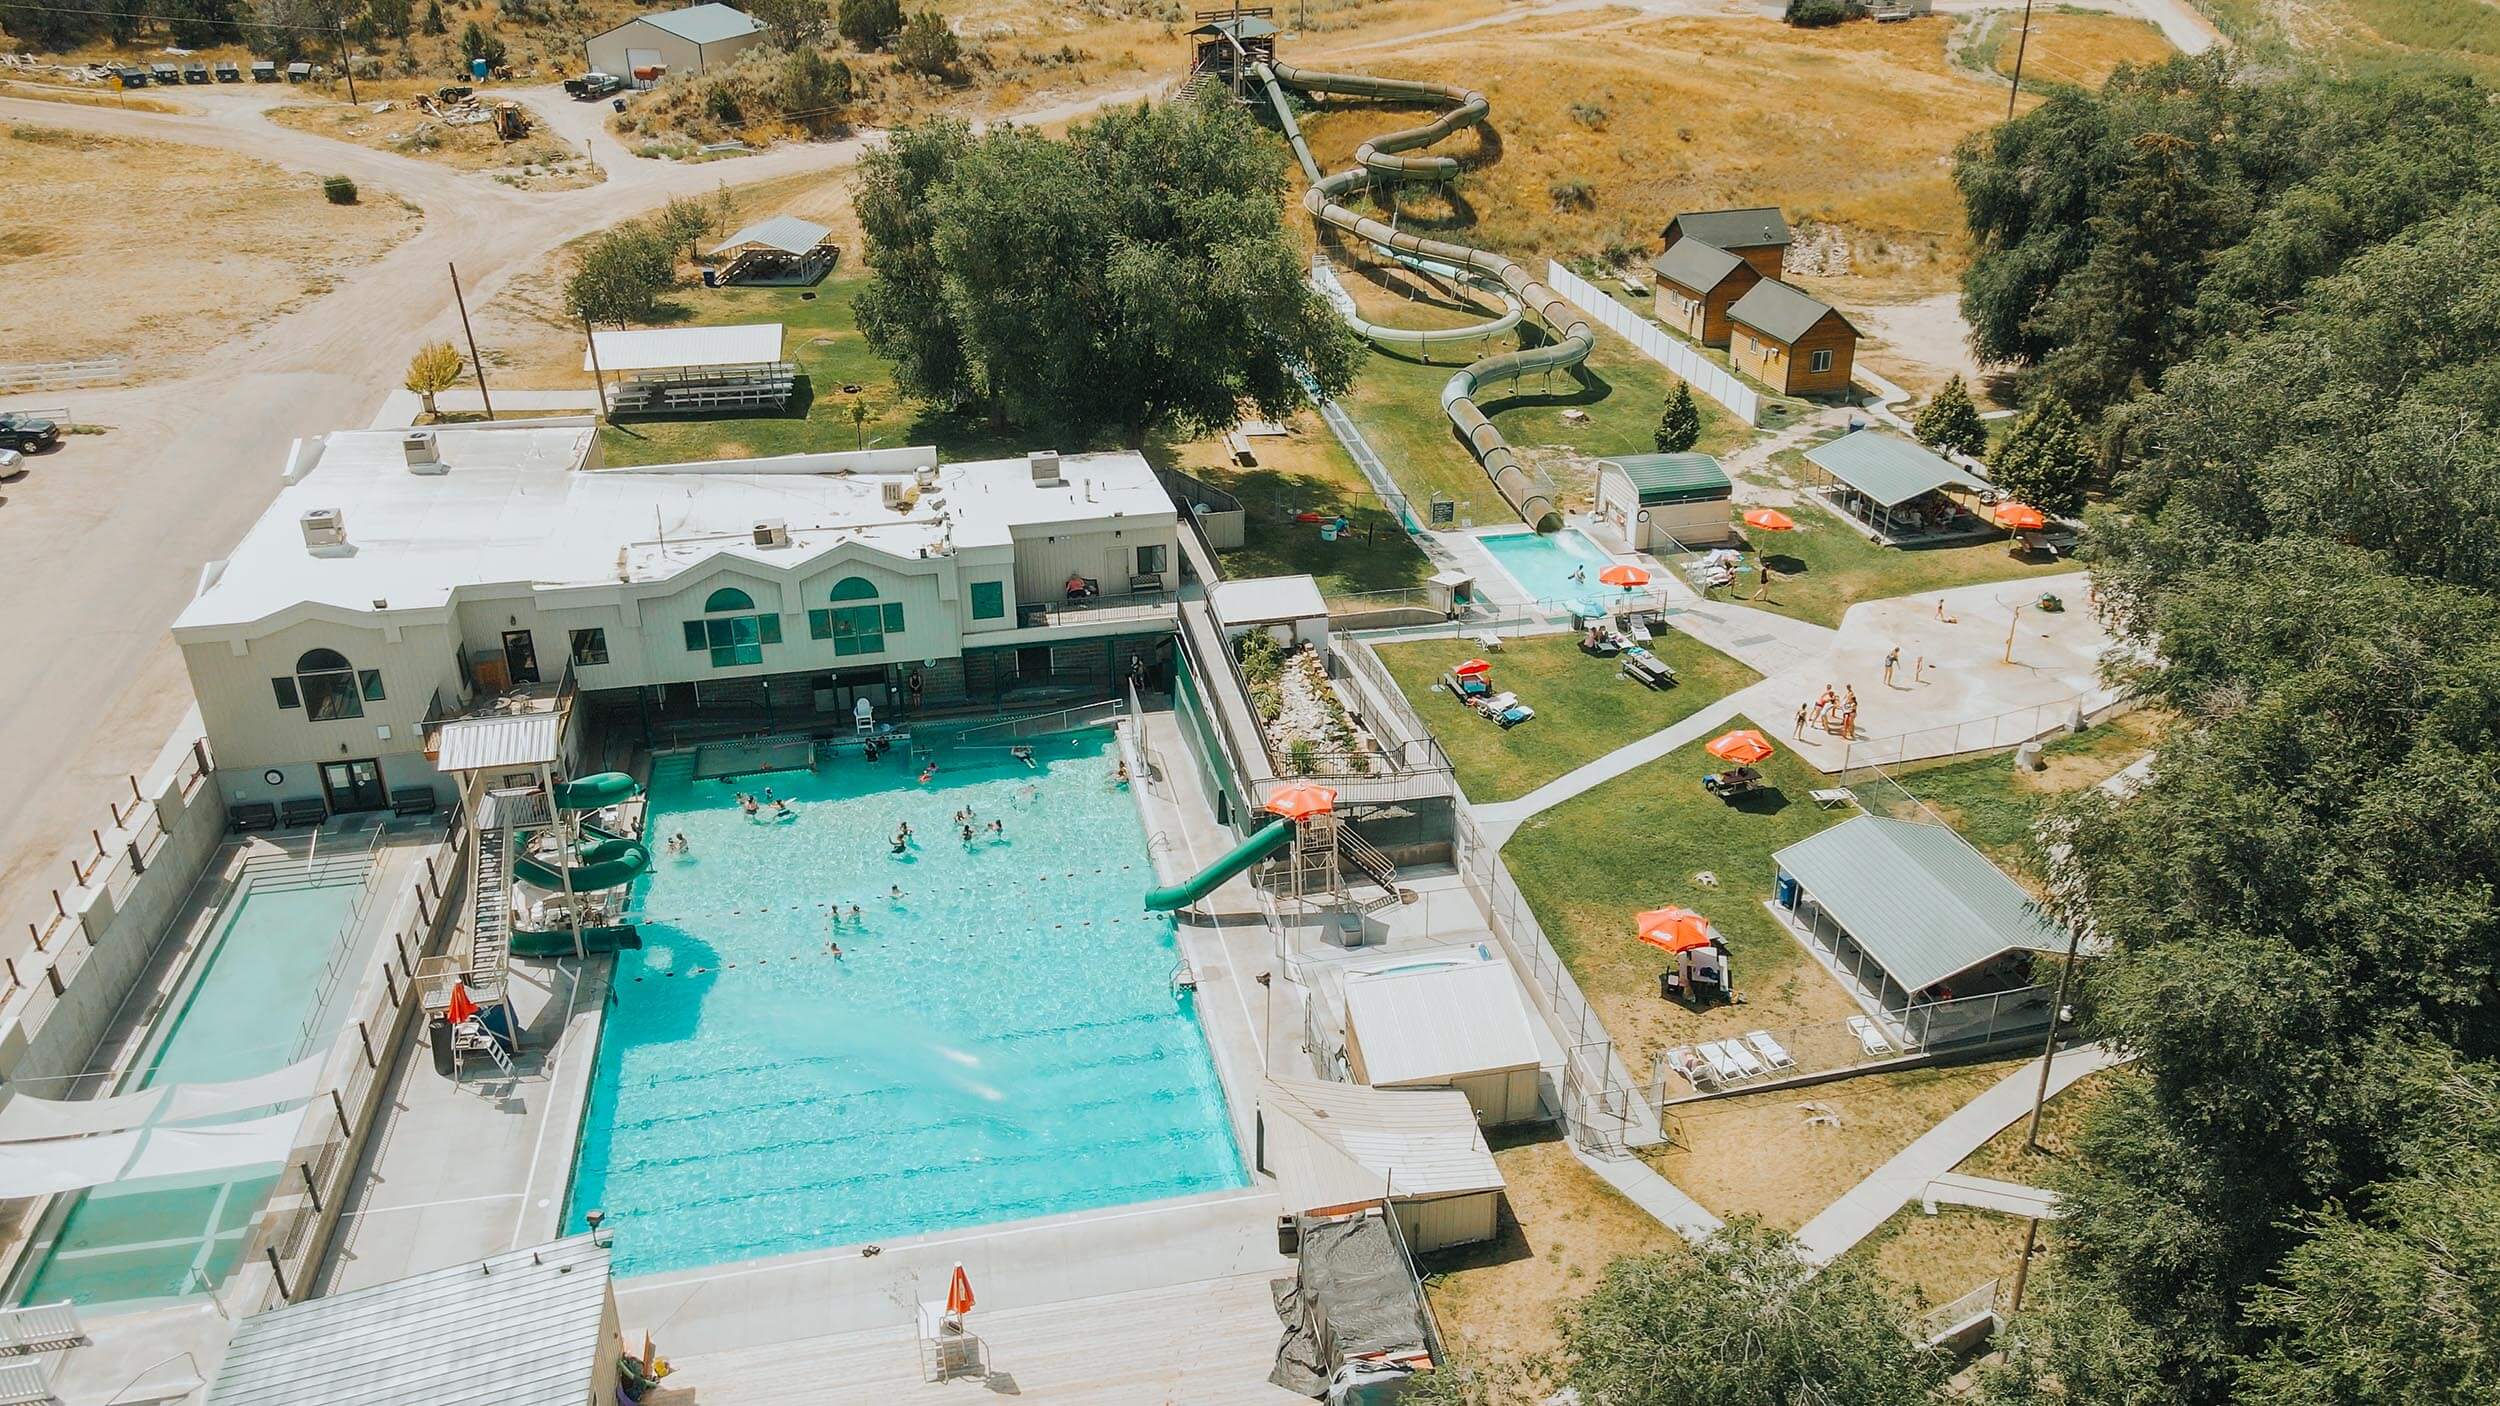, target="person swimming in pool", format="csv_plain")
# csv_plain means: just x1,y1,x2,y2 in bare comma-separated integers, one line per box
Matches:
889,884,904,901
773,797,793,818
738,793,760,817
988,818,1003,838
